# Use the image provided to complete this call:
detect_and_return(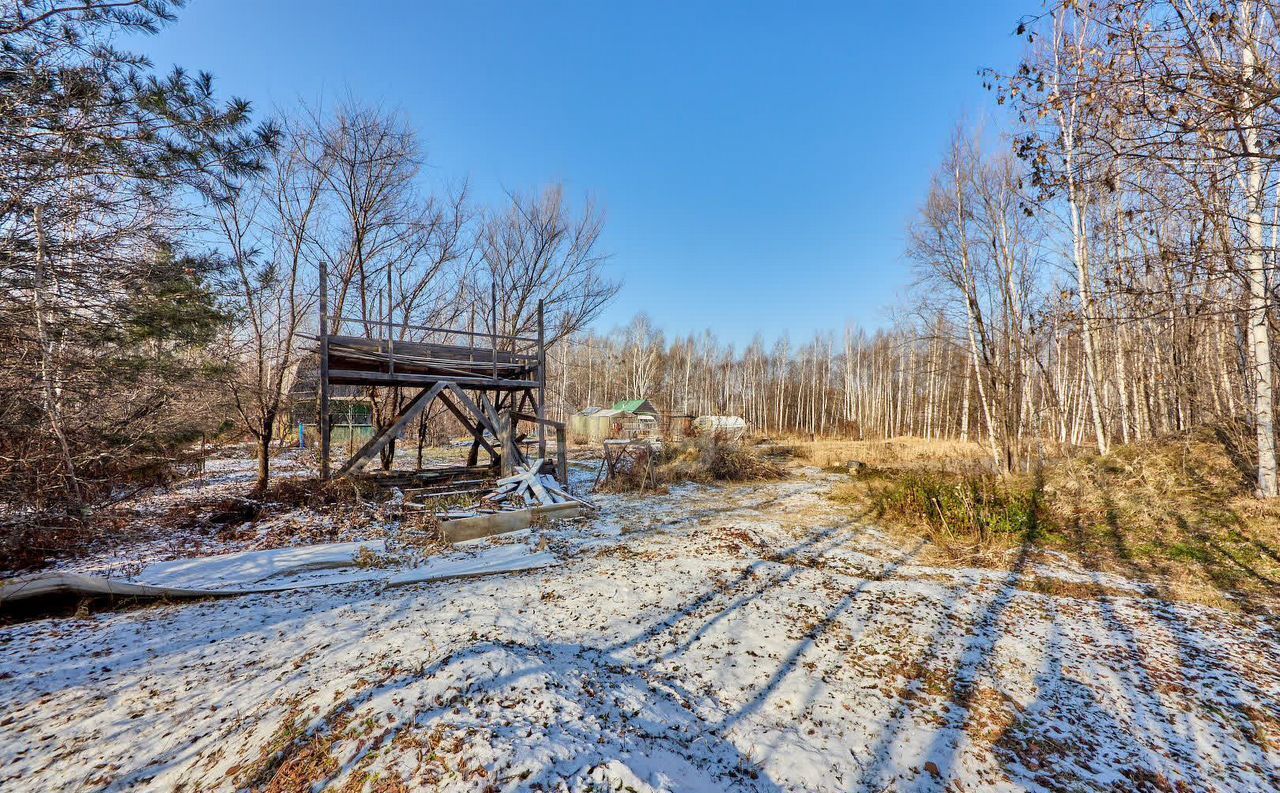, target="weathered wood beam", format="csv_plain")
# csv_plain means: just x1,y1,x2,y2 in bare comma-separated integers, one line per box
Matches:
327,369,538,389
443,384,498,433
337,382,446,477
437,390,498,460
442,384,502,468
441,502,585,543
318,261,331,481
555,424,568,485
537,299,547,461
511,412,565,431
482,392,525,477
